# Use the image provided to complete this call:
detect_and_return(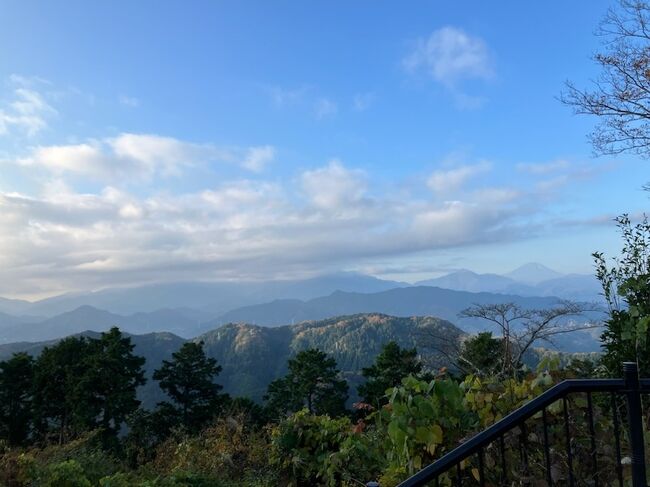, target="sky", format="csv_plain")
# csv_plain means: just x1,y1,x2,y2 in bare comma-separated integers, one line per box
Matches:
0,0,648,299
